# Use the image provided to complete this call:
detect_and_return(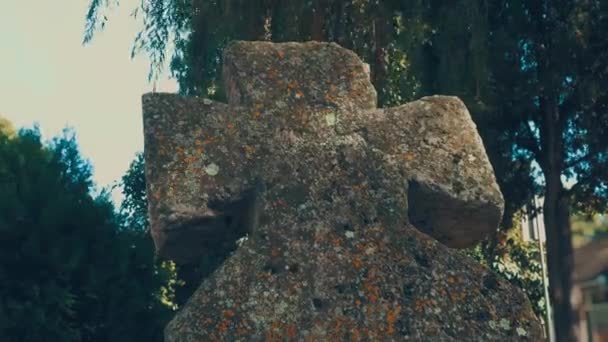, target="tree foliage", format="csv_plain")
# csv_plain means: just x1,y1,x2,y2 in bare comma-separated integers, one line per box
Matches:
0,116,15,138
0,129,172,341
466,216,546,319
